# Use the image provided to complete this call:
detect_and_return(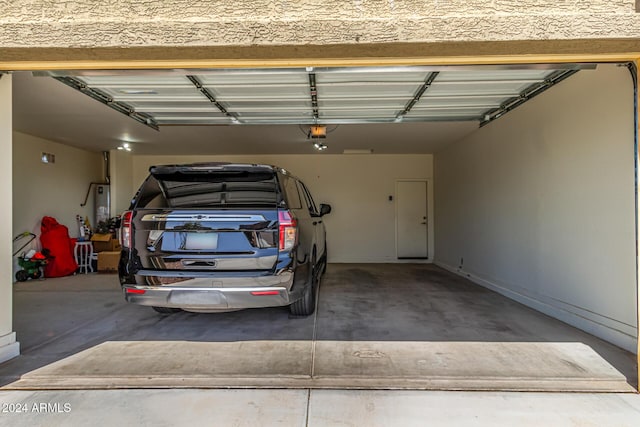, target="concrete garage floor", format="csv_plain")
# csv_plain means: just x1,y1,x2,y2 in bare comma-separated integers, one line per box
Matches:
0,264,636,392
